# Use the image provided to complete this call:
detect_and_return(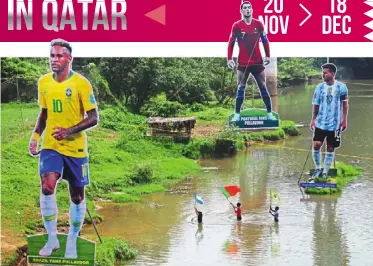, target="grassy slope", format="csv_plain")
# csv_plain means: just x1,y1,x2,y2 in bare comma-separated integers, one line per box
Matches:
1,103,200,264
